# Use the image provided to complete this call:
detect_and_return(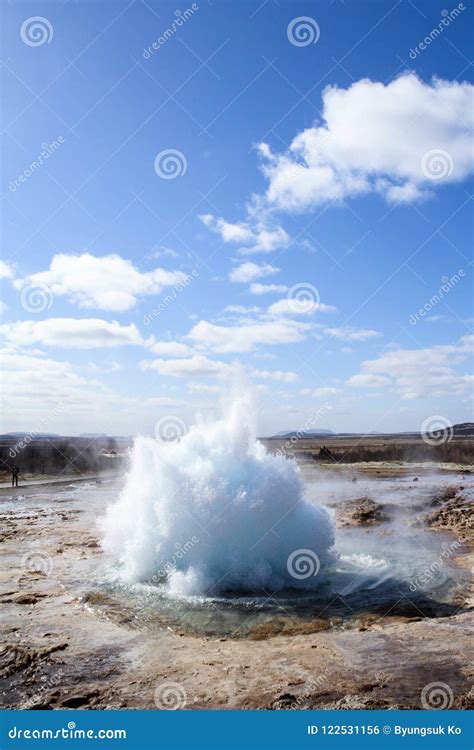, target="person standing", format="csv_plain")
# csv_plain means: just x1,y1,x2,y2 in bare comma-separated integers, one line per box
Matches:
11,465,19,487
